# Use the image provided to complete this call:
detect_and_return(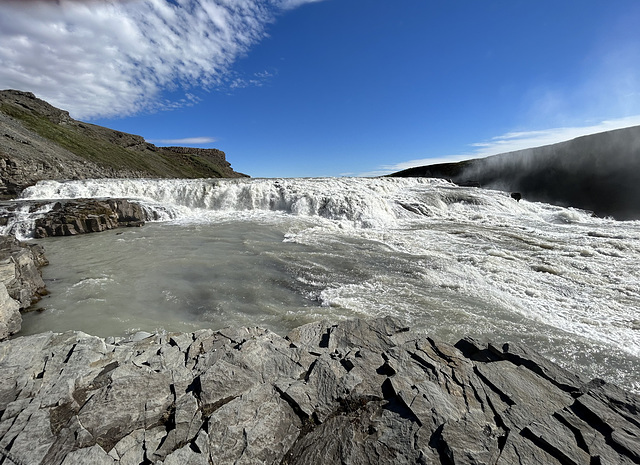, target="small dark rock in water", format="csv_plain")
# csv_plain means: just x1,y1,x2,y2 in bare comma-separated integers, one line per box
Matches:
0,317,638,464
511,192,522,202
